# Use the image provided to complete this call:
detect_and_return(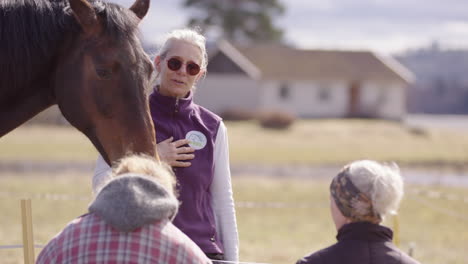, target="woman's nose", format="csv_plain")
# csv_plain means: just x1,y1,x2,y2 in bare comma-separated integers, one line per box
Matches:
176,64,187,75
